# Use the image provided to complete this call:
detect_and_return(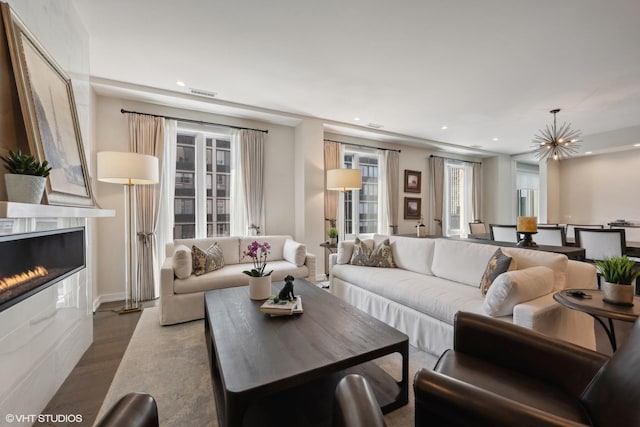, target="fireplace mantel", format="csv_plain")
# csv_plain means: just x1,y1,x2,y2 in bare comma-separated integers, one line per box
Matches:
0,201,115,218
